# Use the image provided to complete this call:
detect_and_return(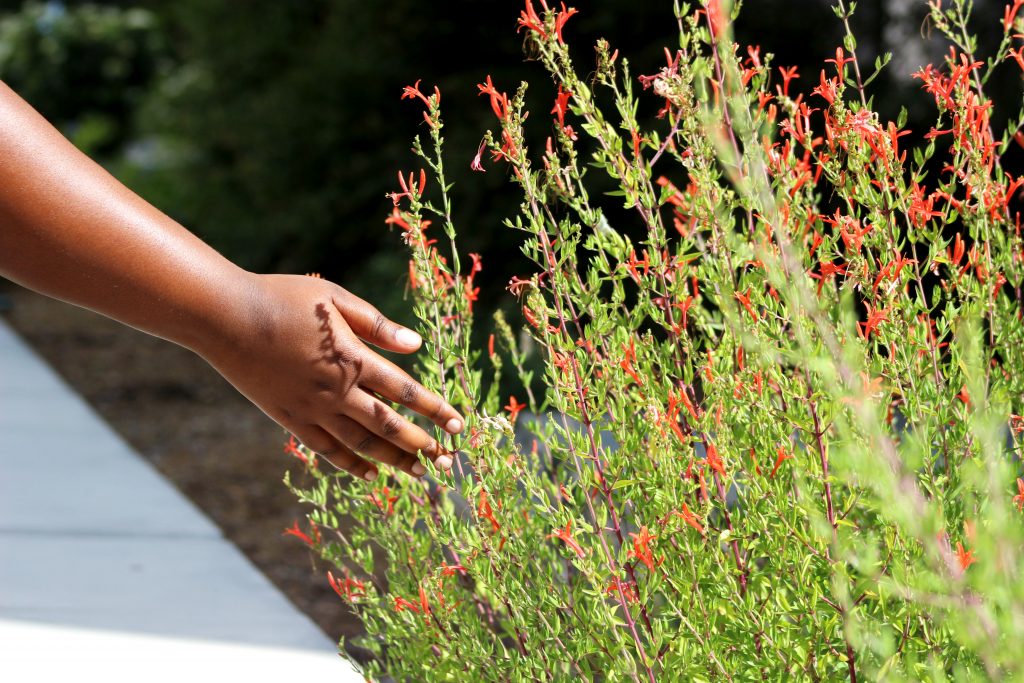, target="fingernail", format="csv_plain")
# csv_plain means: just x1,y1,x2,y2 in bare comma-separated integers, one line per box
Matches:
435,454,453,470
395,328,422,348
445,418,463,434
364,469,379,482
412,461,426,476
